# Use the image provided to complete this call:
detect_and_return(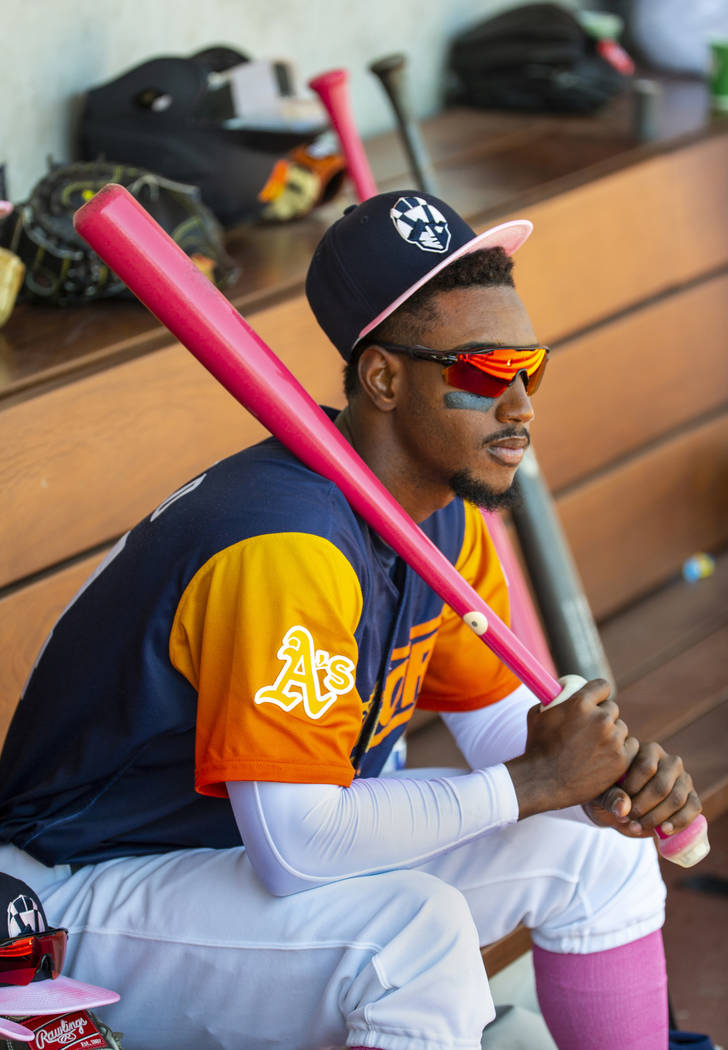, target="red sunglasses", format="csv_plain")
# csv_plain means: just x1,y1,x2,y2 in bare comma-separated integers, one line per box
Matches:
375,341,550,400
0,928,68,986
